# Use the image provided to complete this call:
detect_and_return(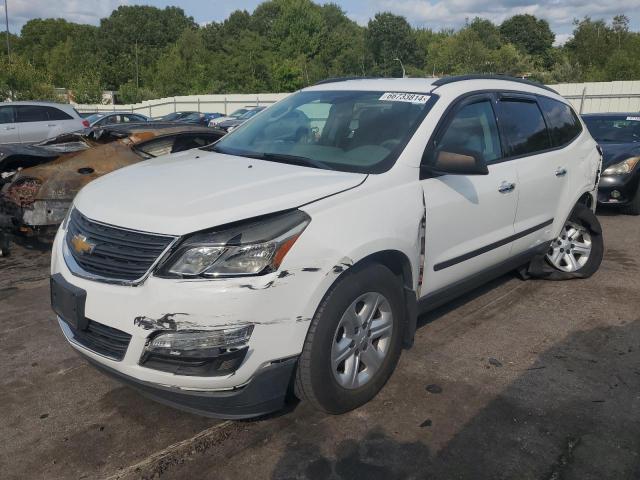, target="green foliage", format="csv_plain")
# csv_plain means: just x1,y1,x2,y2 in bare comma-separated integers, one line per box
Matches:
0,57,59,101
71,71,104,104
500,14,555,57
4,3,640,103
